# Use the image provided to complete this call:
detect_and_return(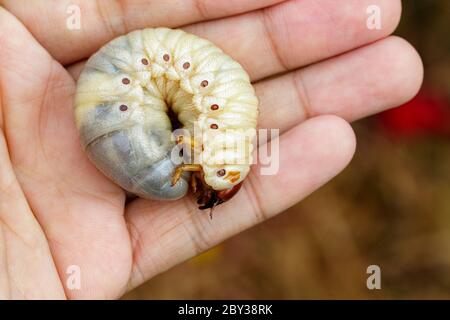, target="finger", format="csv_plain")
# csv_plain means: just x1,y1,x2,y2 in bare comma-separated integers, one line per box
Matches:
67,0,402,81
183,0,402,81
69,36,423,136
256,36,424,132
125,115,356,289
0,131,65,299
0,0,285,64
